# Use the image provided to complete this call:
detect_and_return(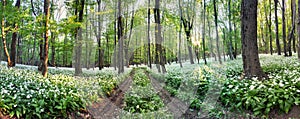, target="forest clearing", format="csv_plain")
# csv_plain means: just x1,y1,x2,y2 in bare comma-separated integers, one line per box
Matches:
1,0,300,118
